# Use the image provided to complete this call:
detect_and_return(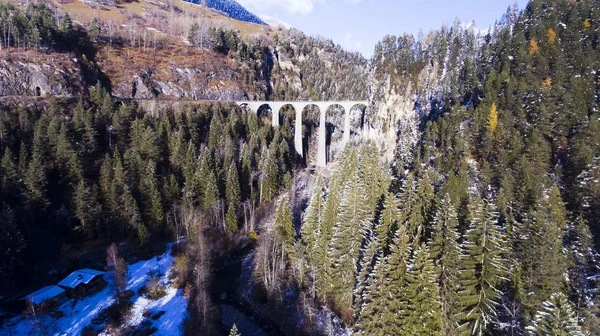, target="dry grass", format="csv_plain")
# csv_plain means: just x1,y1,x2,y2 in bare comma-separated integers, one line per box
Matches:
54,0,269,38
97,43,236,86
